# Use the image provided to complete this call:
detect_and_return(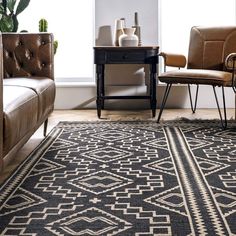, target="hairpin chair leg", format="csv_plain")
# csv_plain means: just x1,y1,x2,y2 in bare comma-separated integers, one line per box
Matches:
212,86,227,129
233,87,236,120
43,119,48,137
188,84,199,113
157,83,172,123
235,93,236,120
